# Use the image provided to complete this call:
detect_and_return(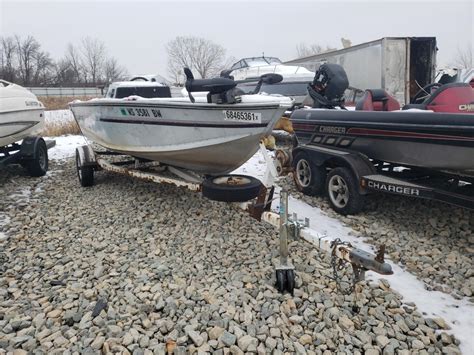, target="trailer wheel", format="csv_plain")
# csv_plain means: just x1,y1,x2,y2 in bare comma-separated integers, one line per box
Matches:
275,269,296,294
275,269,287,293
293,152,326,196
25,139,48,177
326,167,364,215
202,174,262,202
75,148,94,187
285,269,295,295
